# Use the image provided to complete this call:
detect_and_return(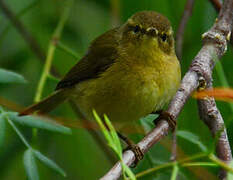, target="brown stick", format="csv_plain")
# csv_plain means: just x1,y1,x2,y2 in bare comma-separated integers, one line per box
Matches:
176,0,195,60
209,0,233,46
101,0,233,179
197,82,232,179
